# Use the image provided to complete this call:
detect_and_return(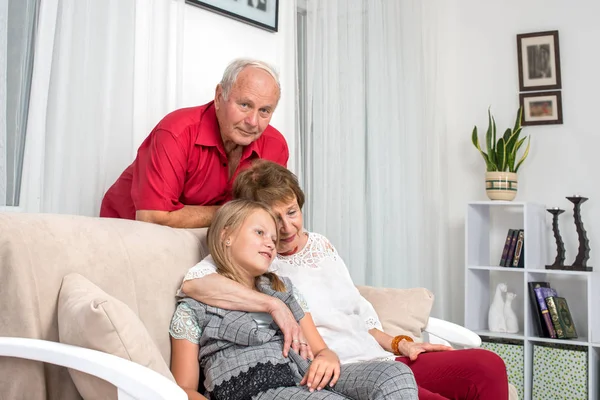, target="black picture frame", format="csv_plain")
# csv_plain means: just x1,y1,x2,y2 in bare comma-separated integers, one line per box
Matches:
186,0,279,32
519,91,563,126
517,30,562,92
